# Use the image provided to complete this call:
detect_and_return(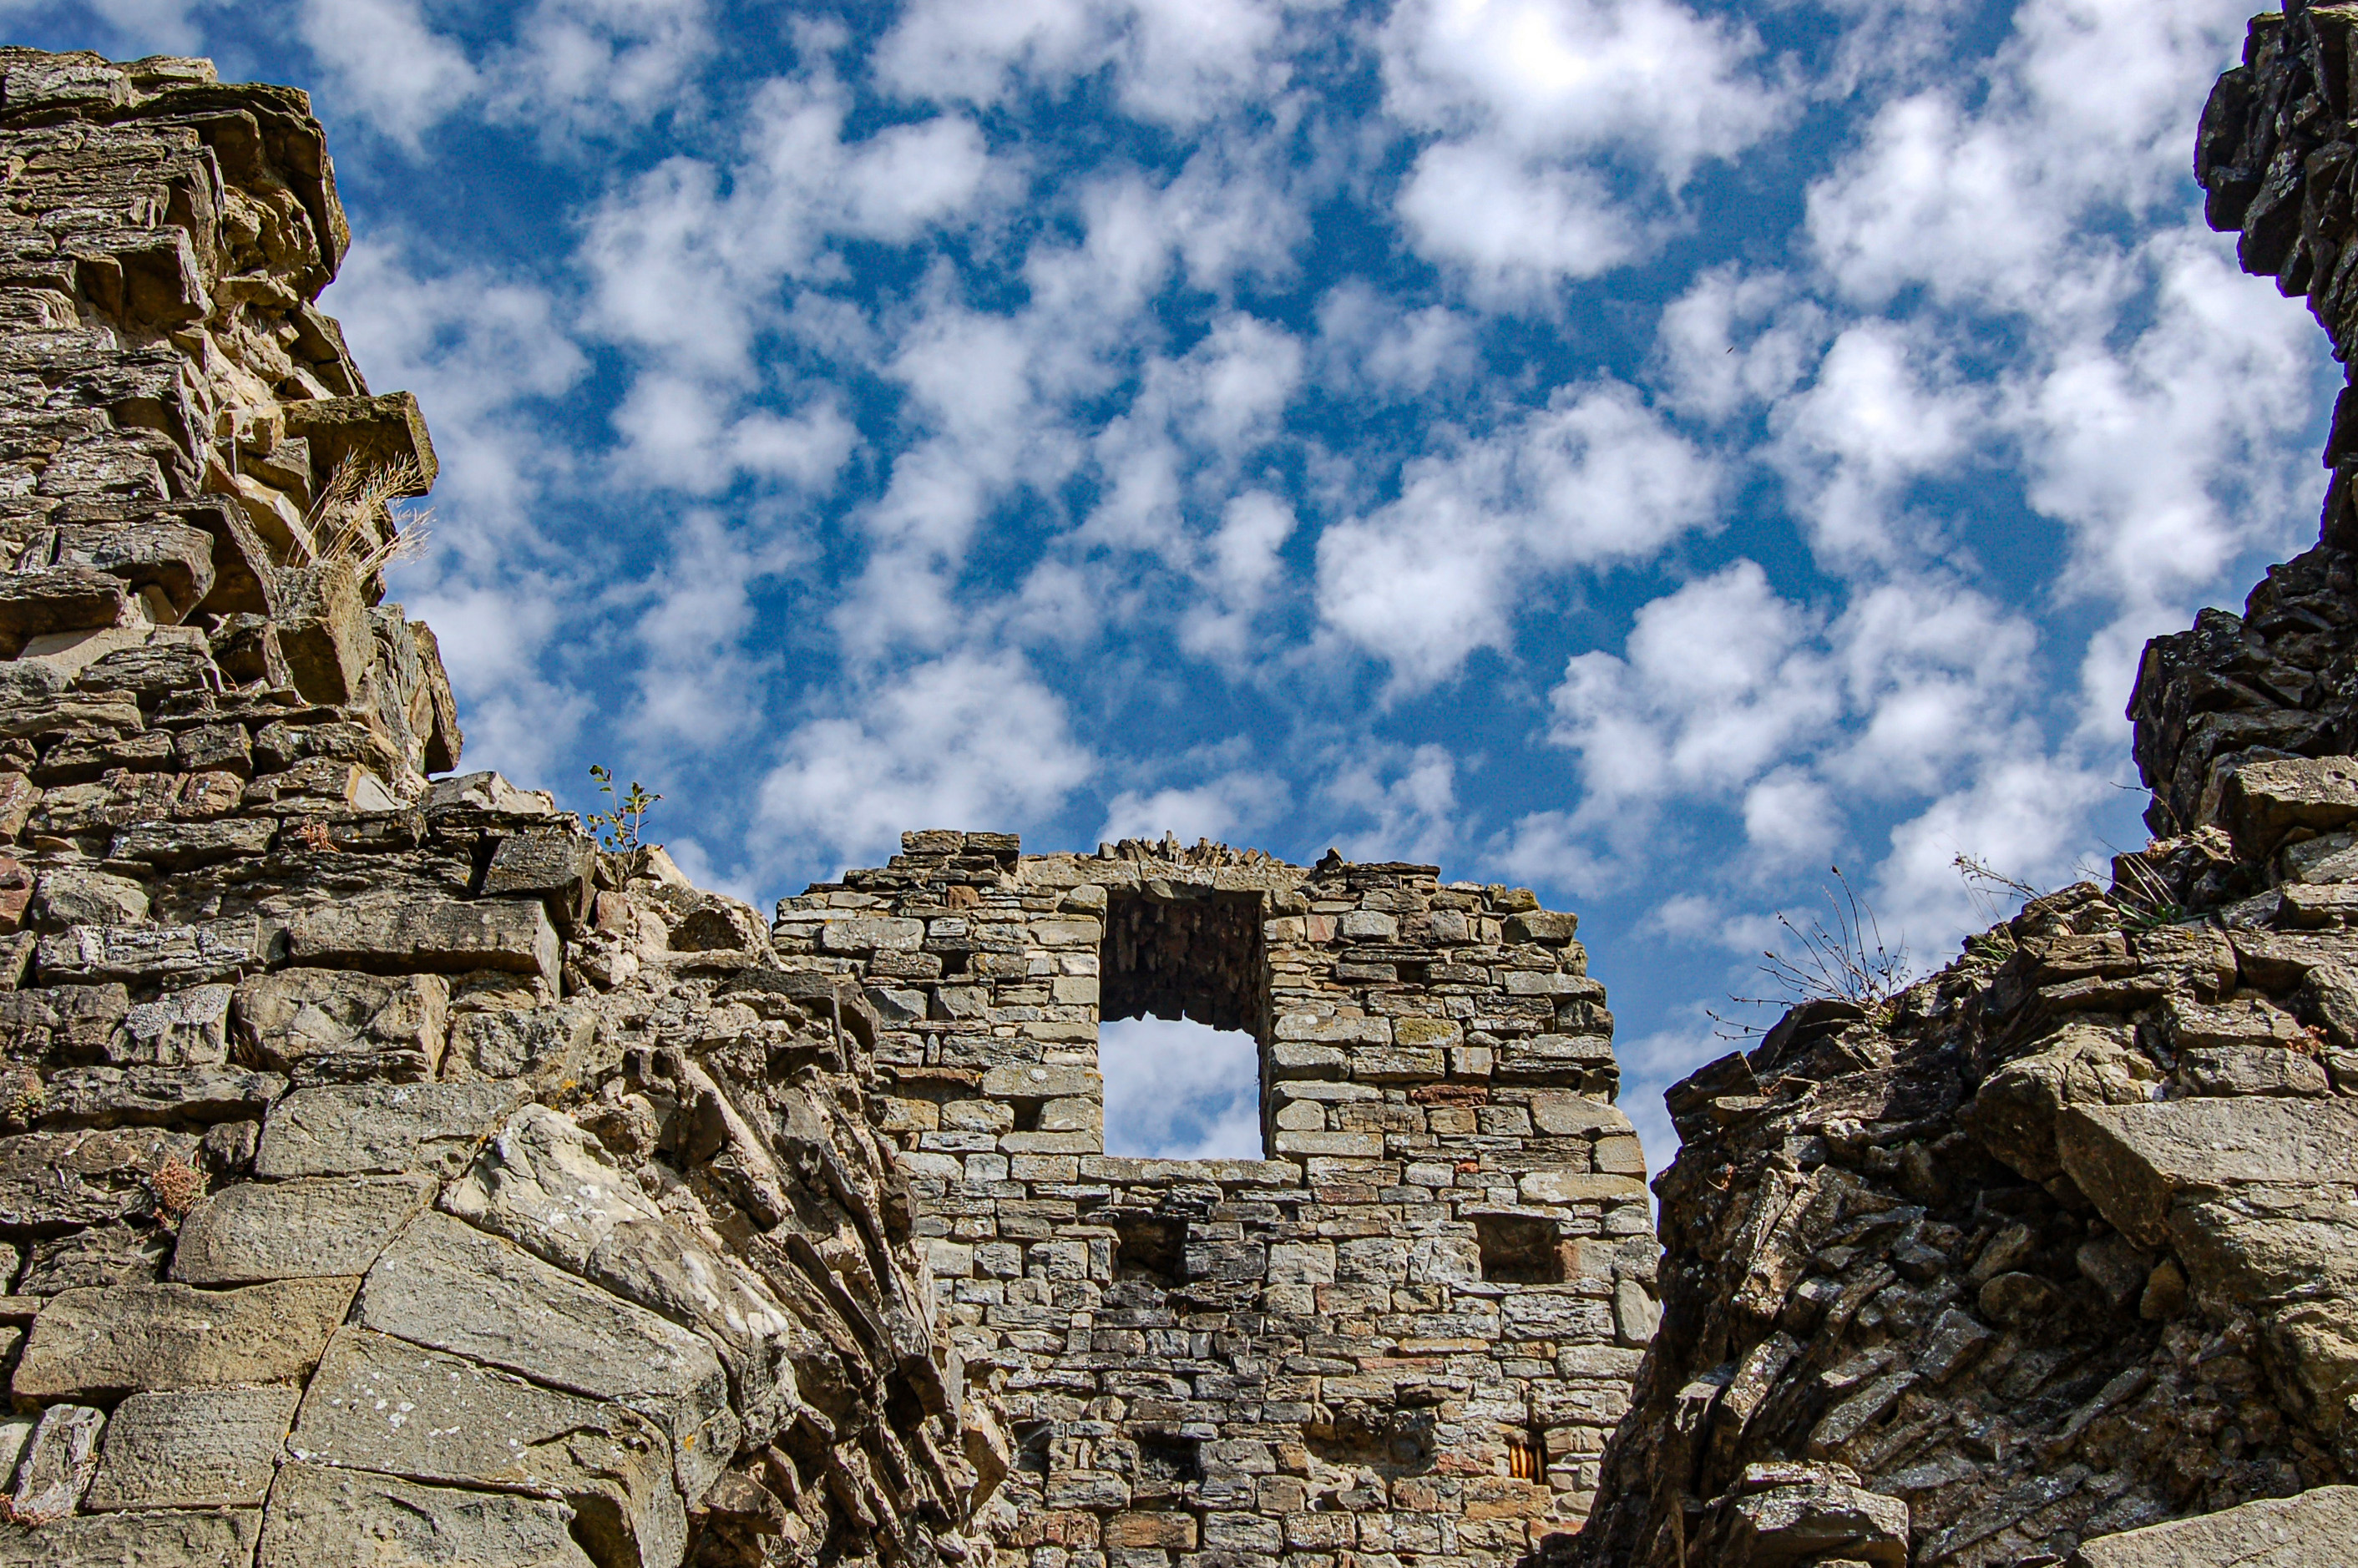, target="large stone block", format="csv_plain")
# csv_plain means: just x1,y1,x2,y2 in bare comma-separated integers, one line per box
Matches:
2057,1099,2358,1247
2072,1484,2358,1565
0,1507,260,1566
109,982,233,1066
258,1462,592,1568
37,917,259,984
289,1327,686,1568
13,1277,357,1398
84,1387,298,1510
442,1105,800,1440
254,1080,523,1179
447,1004,596,1082
0,1125,201,1227
282,895,559,988
172,1172,435,1284
355,1211,736,1500
234,967,449,1080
